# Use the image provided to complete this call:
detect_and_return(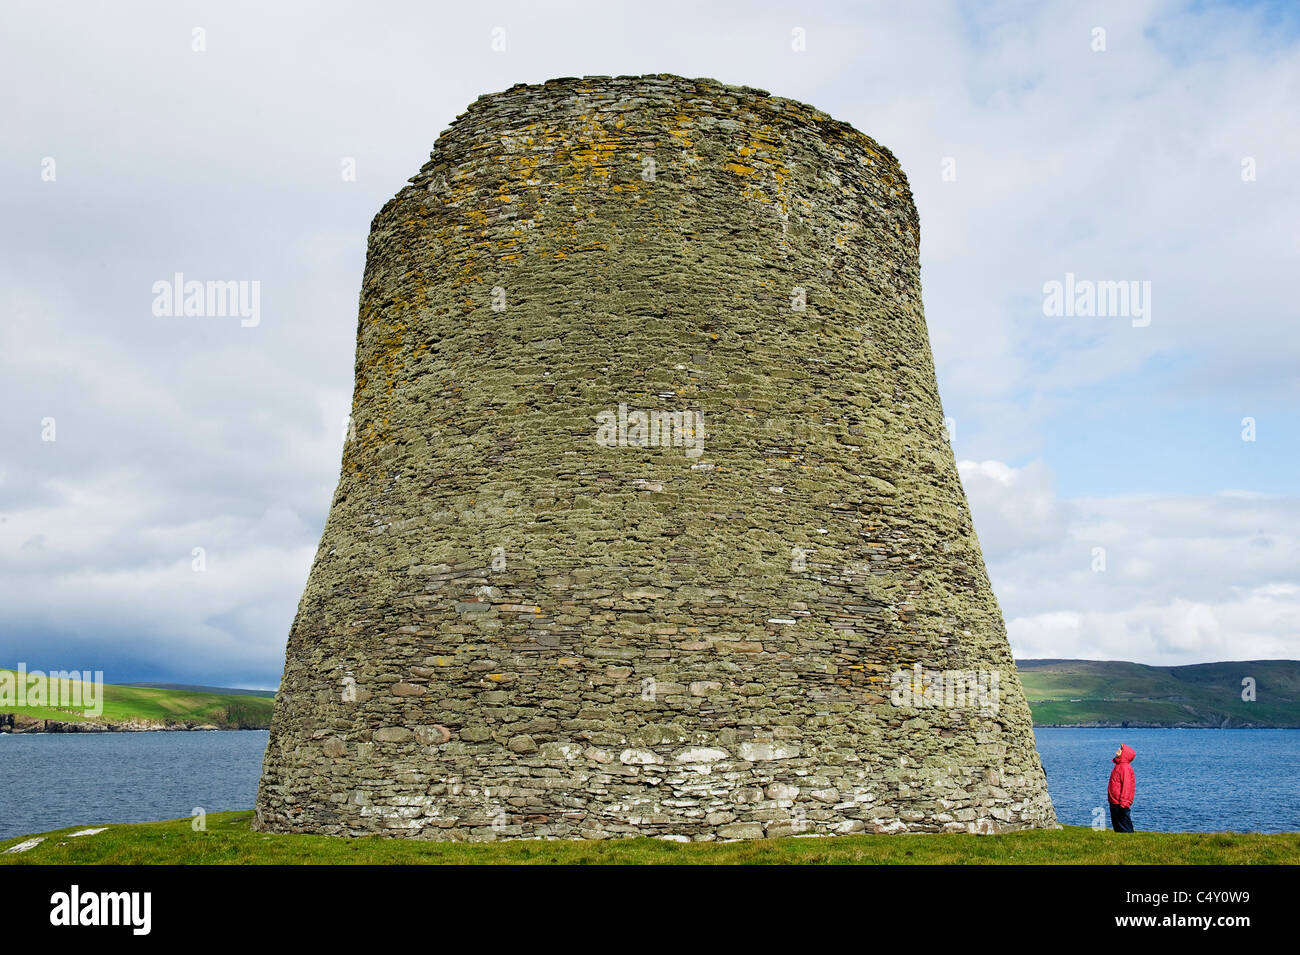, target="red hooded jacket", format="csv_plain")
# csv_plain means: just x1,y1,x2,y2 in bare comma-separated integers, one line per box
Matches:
1108,744,1136,807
